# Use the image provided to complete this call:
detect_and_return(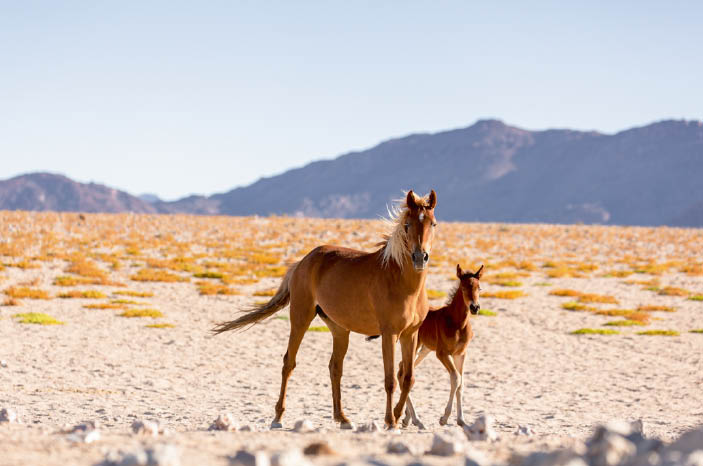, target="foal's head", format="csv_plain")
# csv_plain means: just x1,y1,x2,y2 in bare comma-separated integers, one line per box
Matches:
457,264,484,314
404,189,437,271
